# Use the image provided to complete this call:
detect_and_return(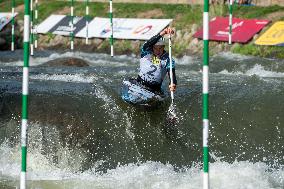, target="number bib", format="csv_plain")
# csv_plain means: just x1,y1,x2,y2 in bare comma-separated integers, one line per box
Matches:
139,54,167,84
